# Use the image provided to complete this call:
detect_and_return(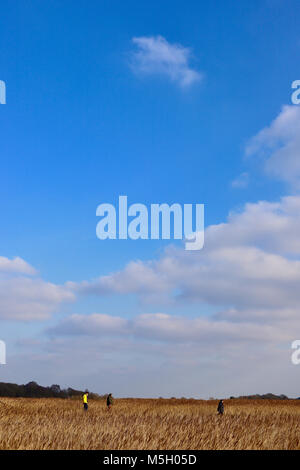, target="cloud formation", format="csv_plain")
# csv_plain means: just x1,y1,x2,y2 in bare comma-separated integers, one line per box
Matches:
246,105,300,189
4,192,300,394
48,313,128,336
130,35,202,88
0,257,75,321
49,311,291,345
60,192,300,395
4,107,300,395
69,195,300,316
0,256,36,275
39,309,296,397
